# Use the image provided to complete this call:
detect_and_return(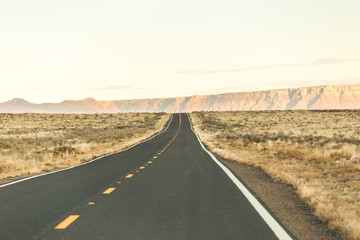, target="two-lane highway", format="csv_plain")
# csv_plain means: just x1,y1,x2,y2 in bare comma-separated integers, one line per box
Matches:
0,114,292,240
